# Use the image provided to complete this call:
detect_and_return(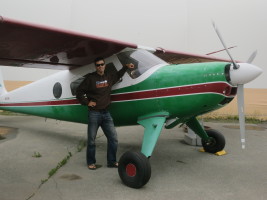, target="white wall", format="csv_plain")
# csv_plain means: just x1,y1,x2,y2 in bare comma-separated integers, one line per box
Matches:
0,0,266,88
